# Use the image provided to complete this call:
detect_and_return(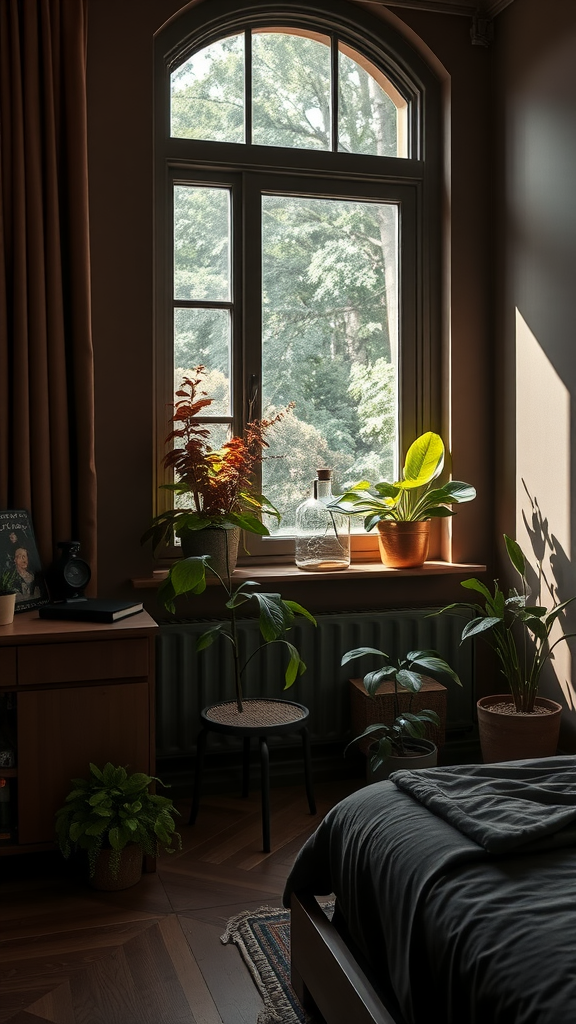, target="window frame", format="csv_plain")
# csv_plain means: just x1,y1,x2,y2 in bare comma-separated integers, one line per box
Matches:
154,0,442,563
